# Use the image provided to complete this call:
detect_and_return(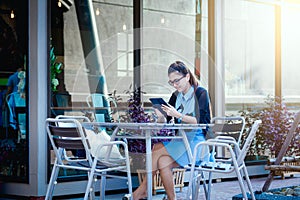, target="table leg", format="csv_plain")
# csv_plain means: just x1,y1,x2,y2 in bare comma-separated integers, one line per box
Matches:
180,130,192,162
145,130,152,198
